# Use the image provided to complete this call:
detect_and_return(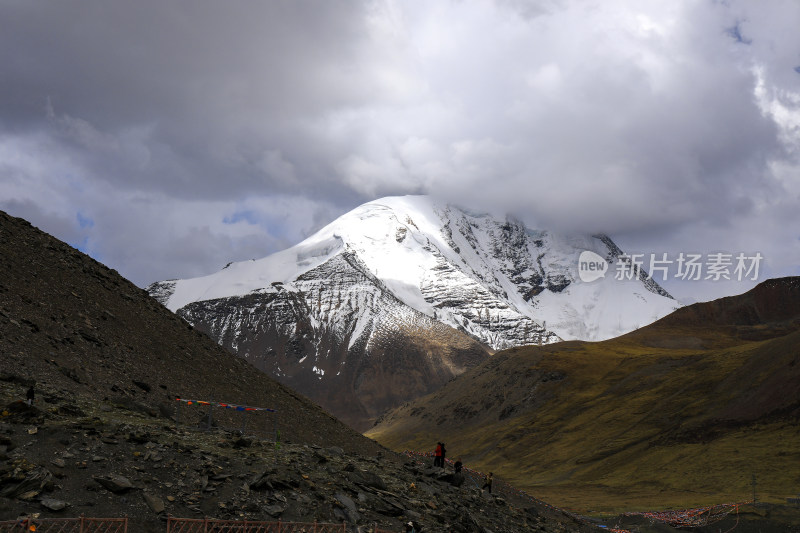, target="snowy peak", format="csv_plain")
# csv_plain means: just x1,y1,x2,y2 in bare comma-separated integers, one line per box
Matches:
154,195,678,347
